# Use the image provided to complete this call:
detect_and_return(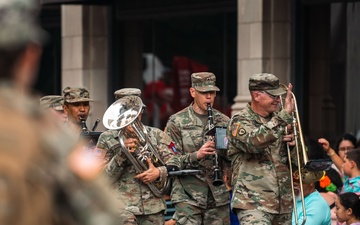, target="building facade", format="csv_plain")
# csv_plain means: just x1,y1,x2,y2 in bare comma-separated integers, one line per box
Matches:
38,0,360,144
